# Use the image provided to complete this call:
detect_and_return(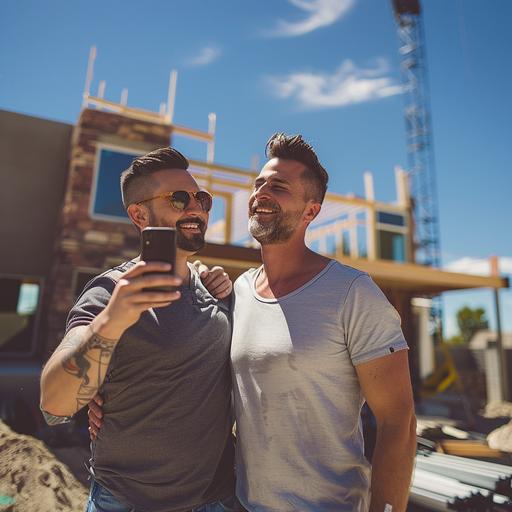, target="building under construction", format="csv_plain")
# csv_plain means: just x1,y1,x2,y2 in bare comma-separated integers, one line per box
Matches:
0,57,508,424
